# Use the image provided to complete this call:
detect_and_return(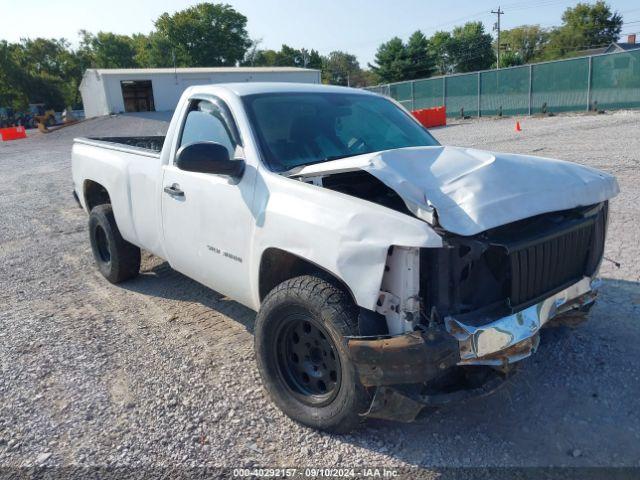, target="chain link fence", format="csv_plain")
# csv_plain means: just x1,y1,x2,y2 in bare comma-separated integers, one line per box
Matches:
366,48,640,117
